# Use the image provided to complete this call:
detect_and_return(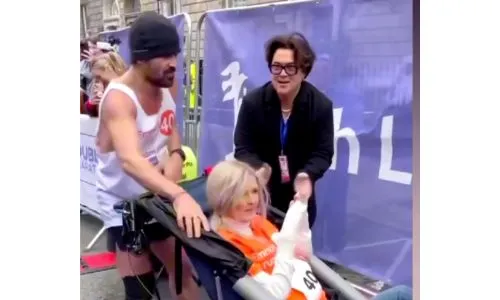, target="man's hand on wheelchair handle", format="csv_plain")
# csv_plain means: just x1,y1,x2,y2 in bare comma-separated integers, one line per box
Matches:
173,192,210,238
